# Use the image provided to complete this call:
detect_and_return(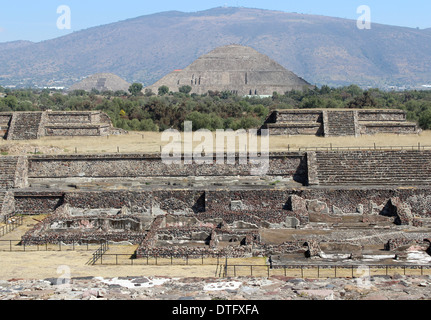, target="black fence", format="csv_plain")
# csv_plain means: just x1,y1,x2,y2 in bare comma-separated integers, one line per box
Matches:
87,241,110,265
295,143,431,152
0,238,107,252
92,253,225,266
87,251,431,278
0,216,23,238
222,264,431,278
